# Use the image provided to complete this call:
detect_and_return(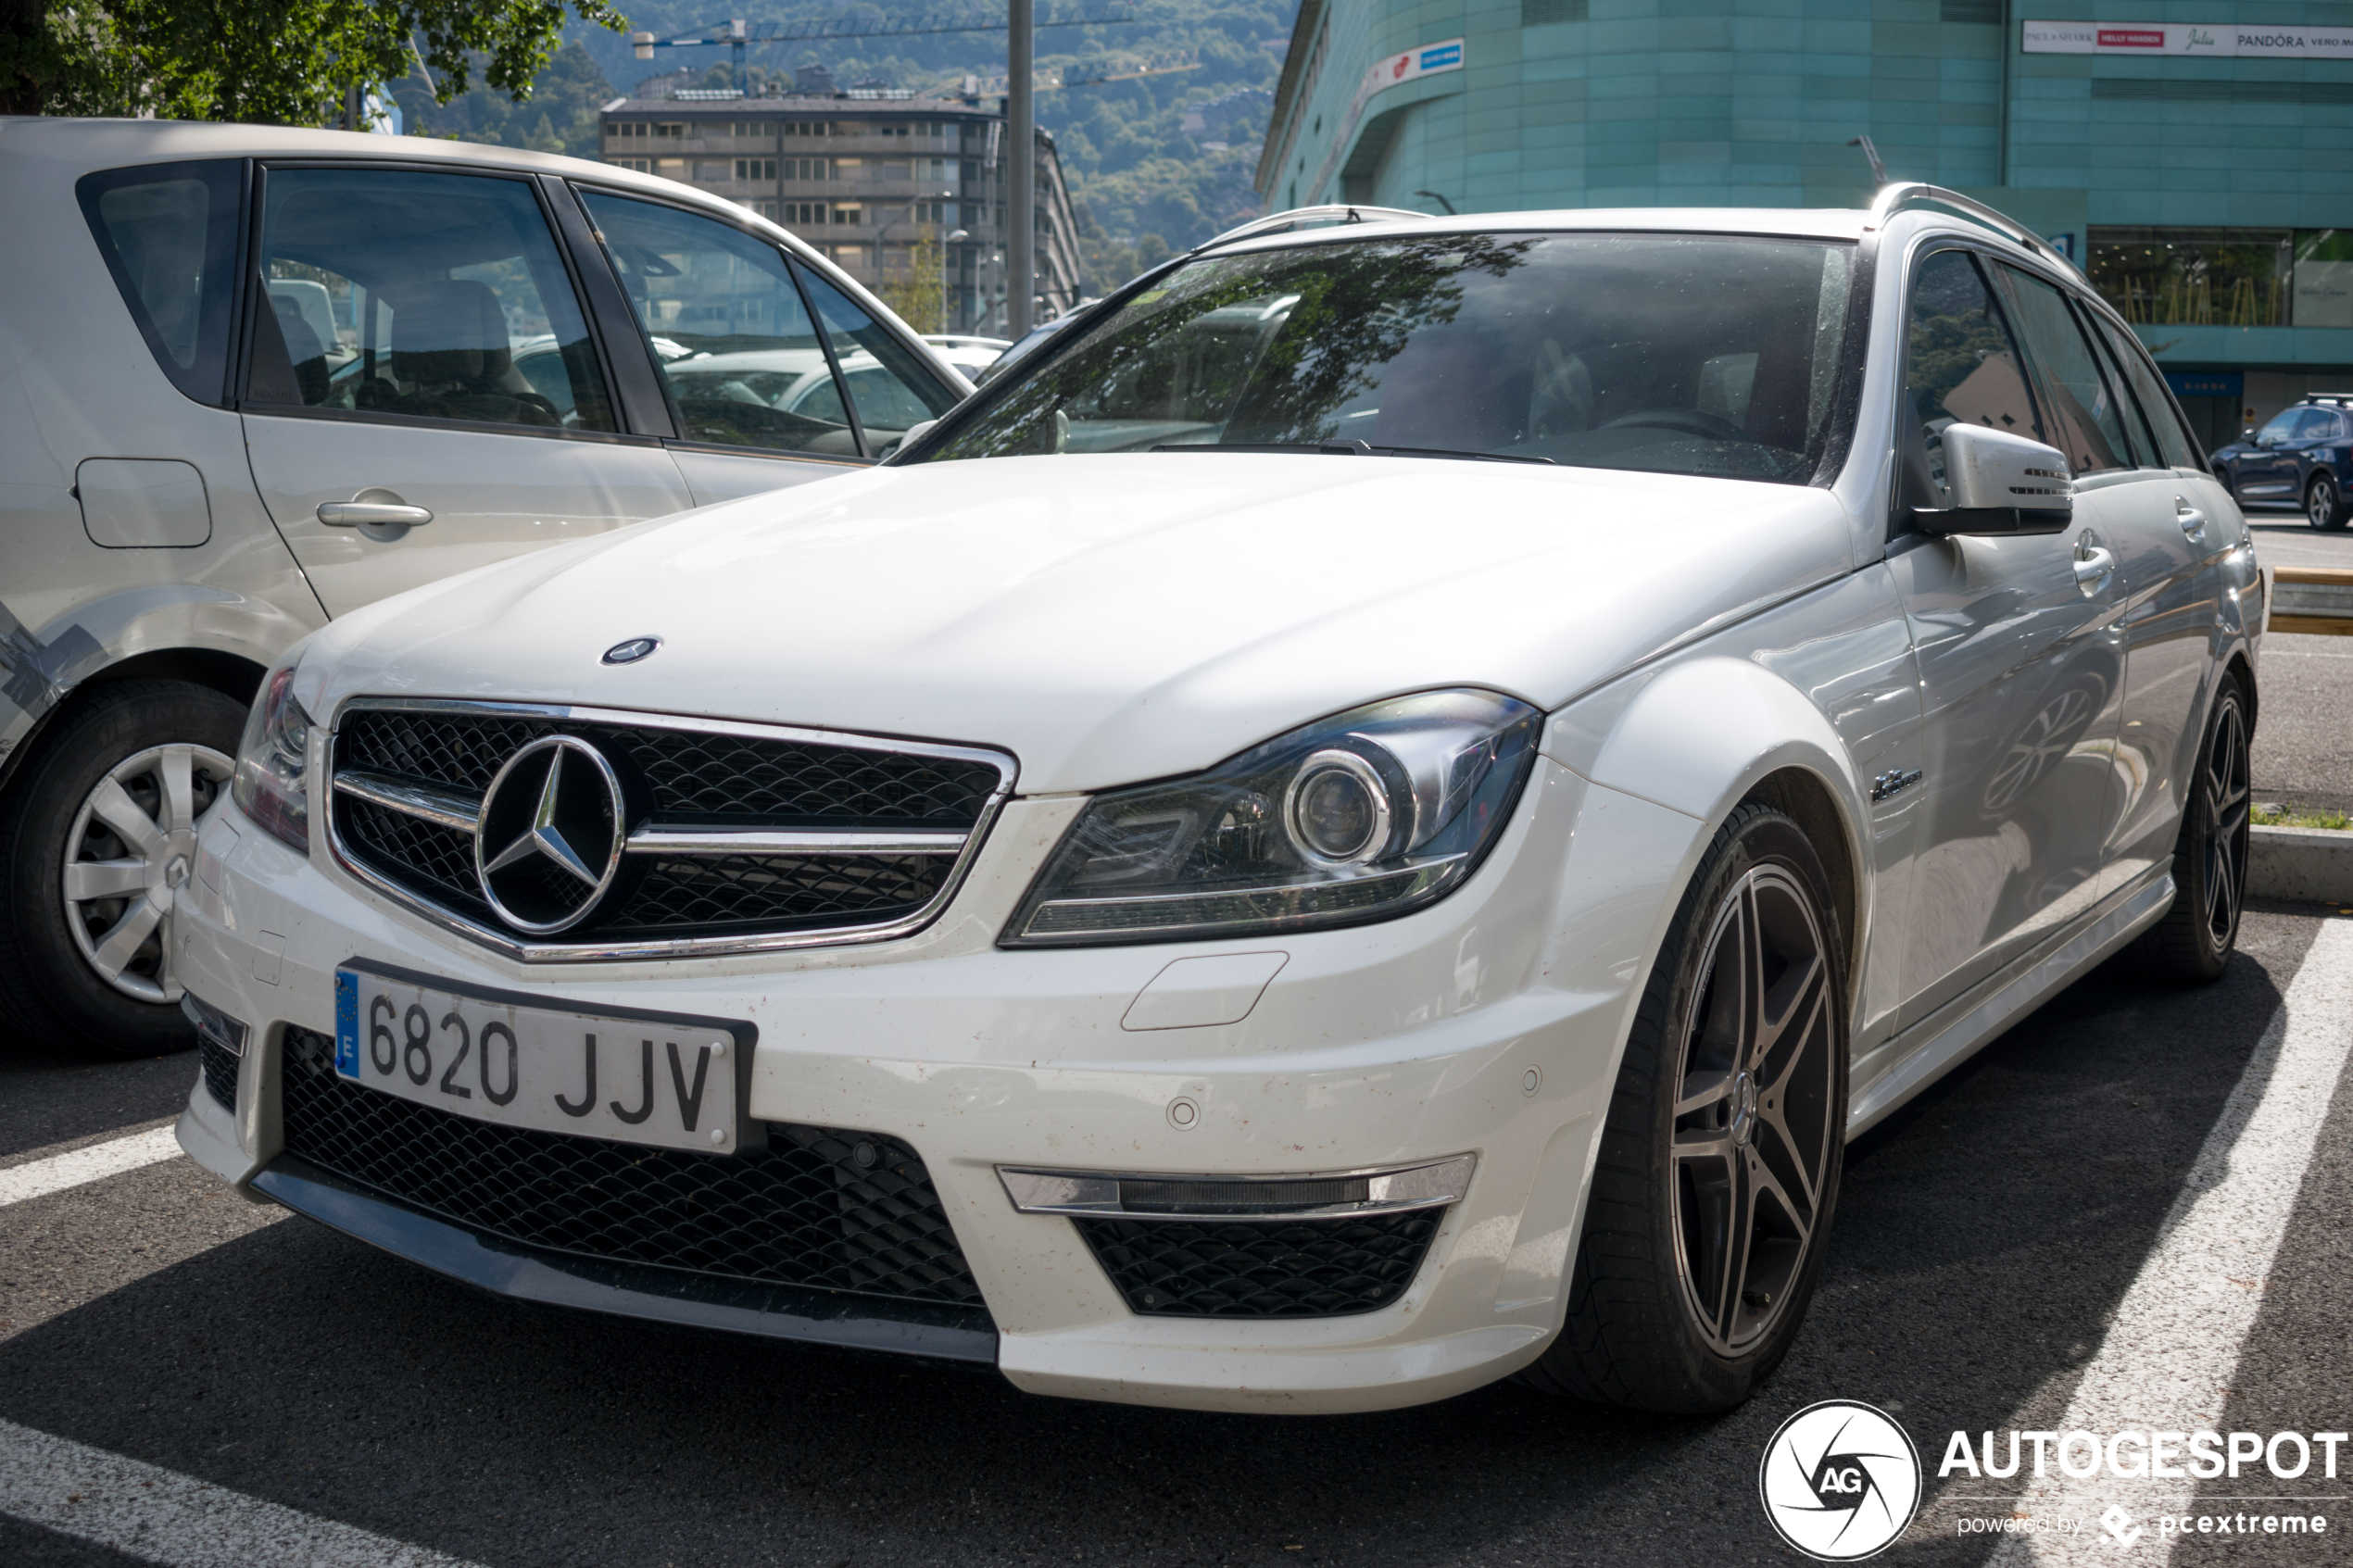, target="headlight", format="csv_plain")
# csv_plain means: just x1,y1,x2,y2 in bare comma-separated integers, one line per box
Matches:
1002,689,1541,947
232,659,315,854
